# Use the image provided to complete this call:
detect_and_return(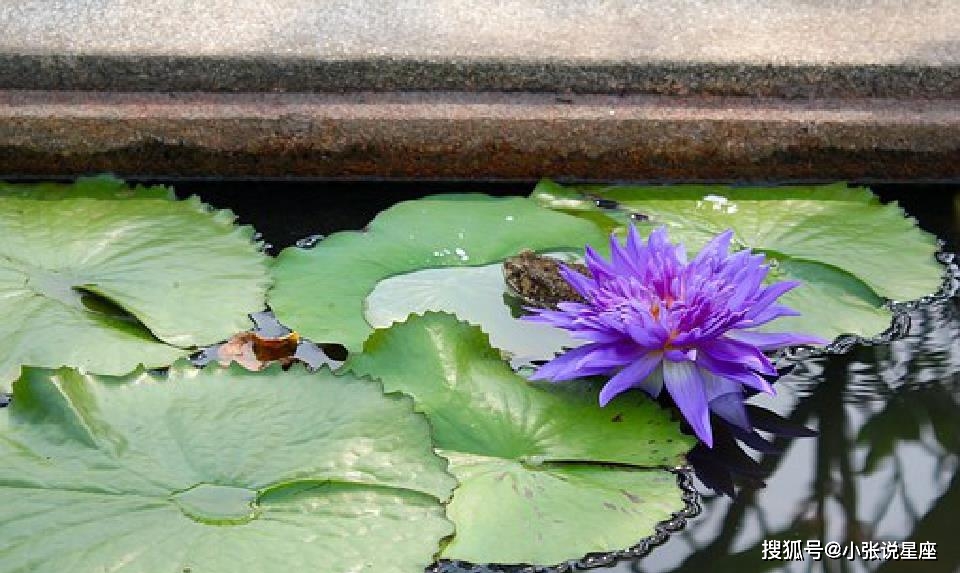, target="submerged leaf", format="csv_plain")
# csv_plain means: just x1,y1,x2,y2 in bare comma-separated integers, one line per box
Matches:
533,181,944,342
347,313,694,565
0,362,455,573
269,194,608,358
0,178,271,389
